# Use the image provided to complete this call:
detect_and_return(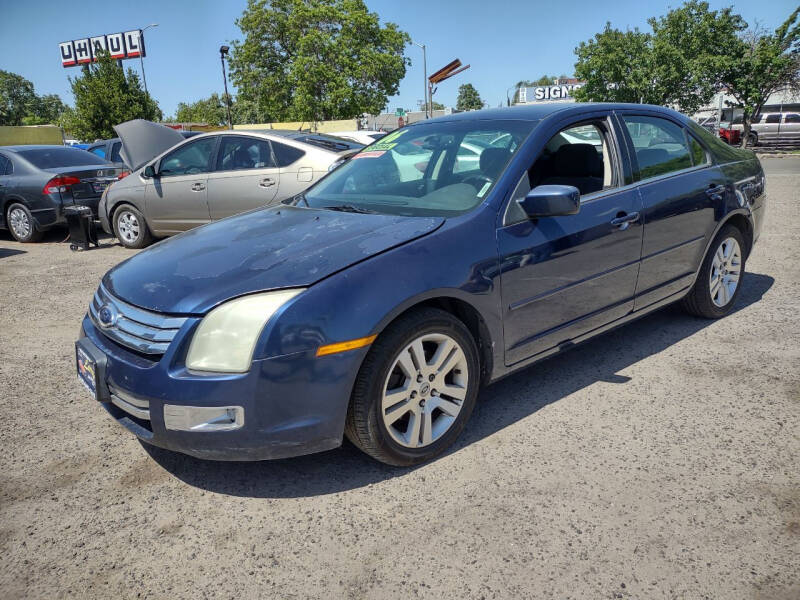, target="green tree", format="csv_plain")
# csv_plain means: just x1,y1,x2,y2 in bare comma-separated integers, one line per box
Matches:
22,94,68,125
456,83,483,111
574,1,745,114
230,0,409,124
720,9,800,147
65,52,161,140
174,93,229,126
